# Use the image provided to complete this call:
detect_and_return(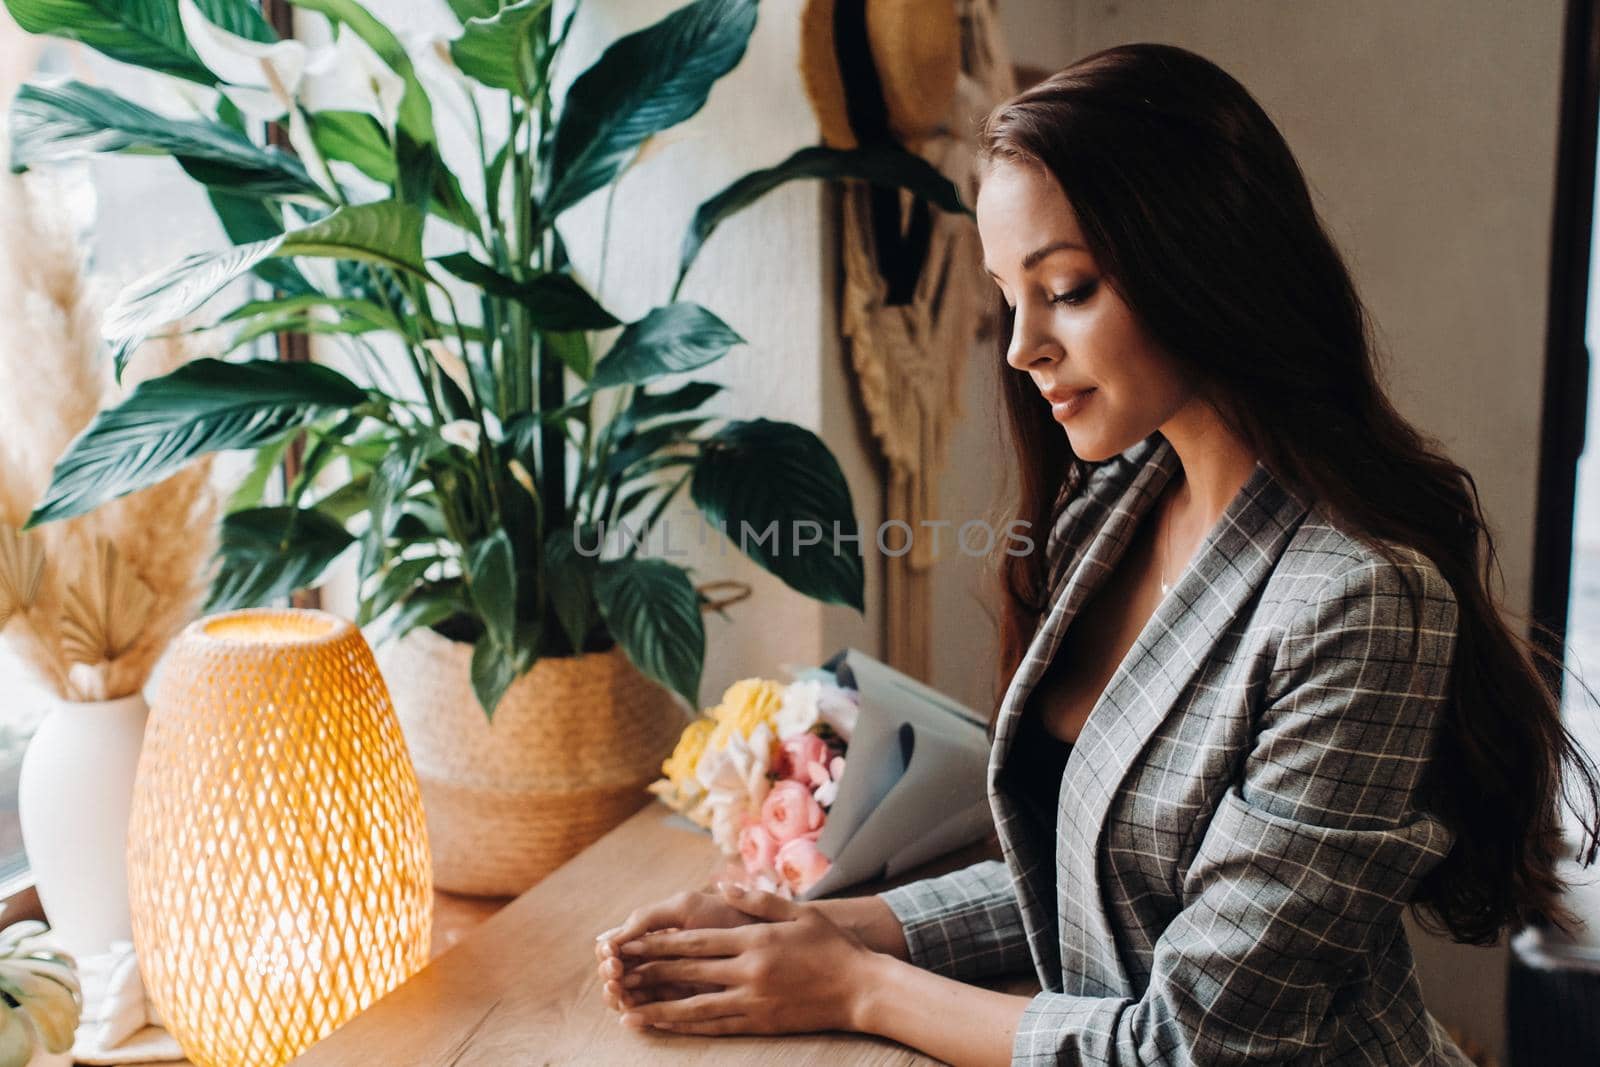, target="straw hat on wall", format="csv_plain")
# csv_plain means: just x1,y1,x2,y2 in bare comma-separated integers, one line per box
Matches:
798,0,961,150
